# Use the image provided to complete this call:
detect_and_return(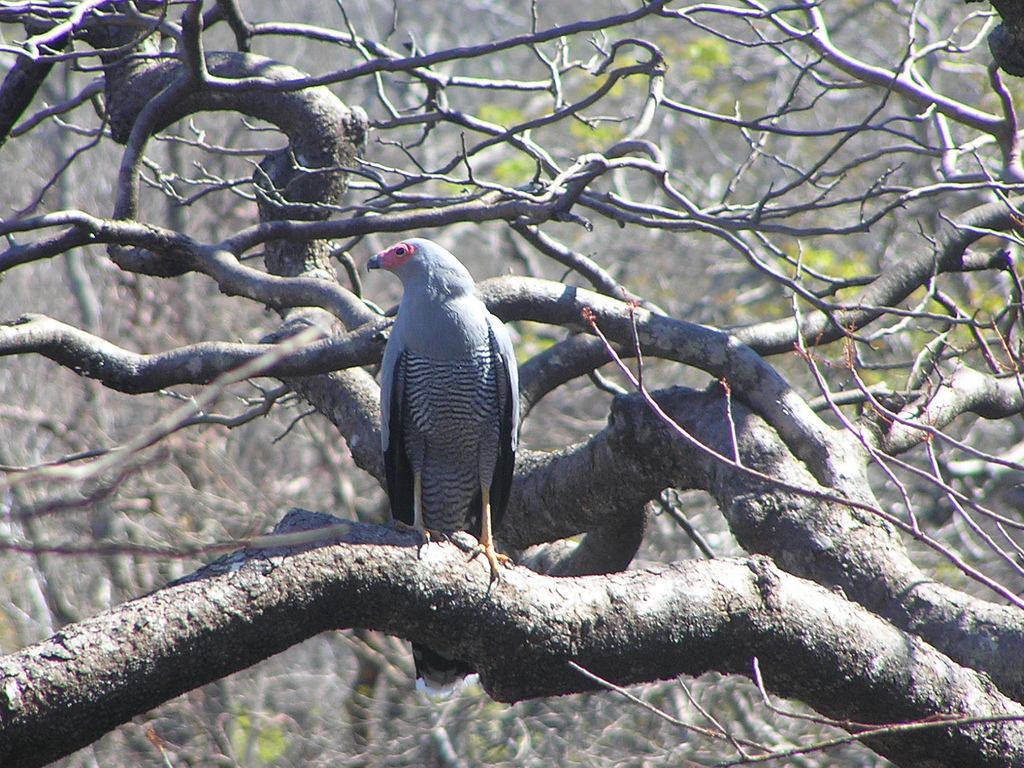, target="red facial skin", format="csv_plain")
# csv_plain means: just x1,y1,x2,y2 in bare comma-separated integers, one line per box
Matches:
376,241,416,269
